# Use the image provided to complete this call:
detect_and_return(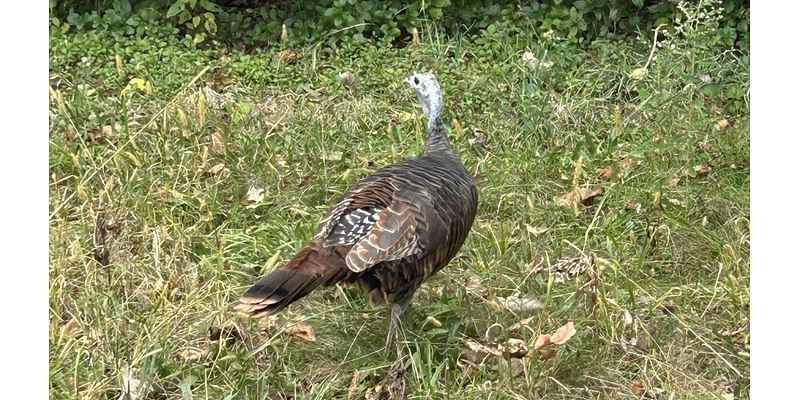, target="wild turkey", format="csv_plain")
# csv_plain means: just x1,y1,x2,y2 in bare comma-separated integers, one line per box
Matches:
235,72,478,353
